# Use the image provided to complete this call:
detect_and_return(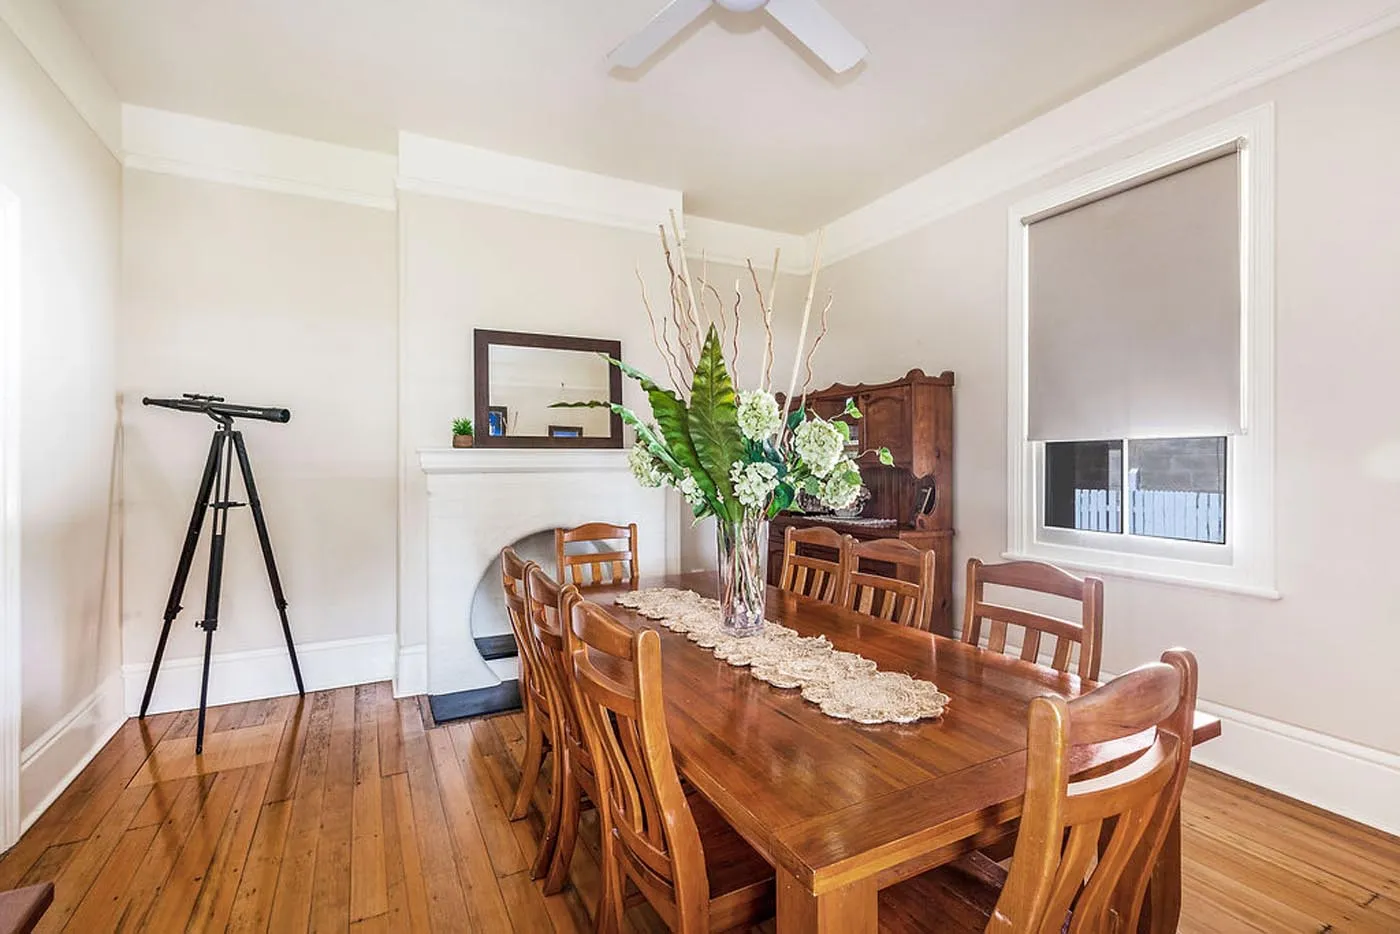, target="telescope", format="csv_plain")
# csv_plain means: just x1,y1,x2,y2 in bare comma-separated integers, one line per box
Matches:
143,393,291,424
139,391,301,753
